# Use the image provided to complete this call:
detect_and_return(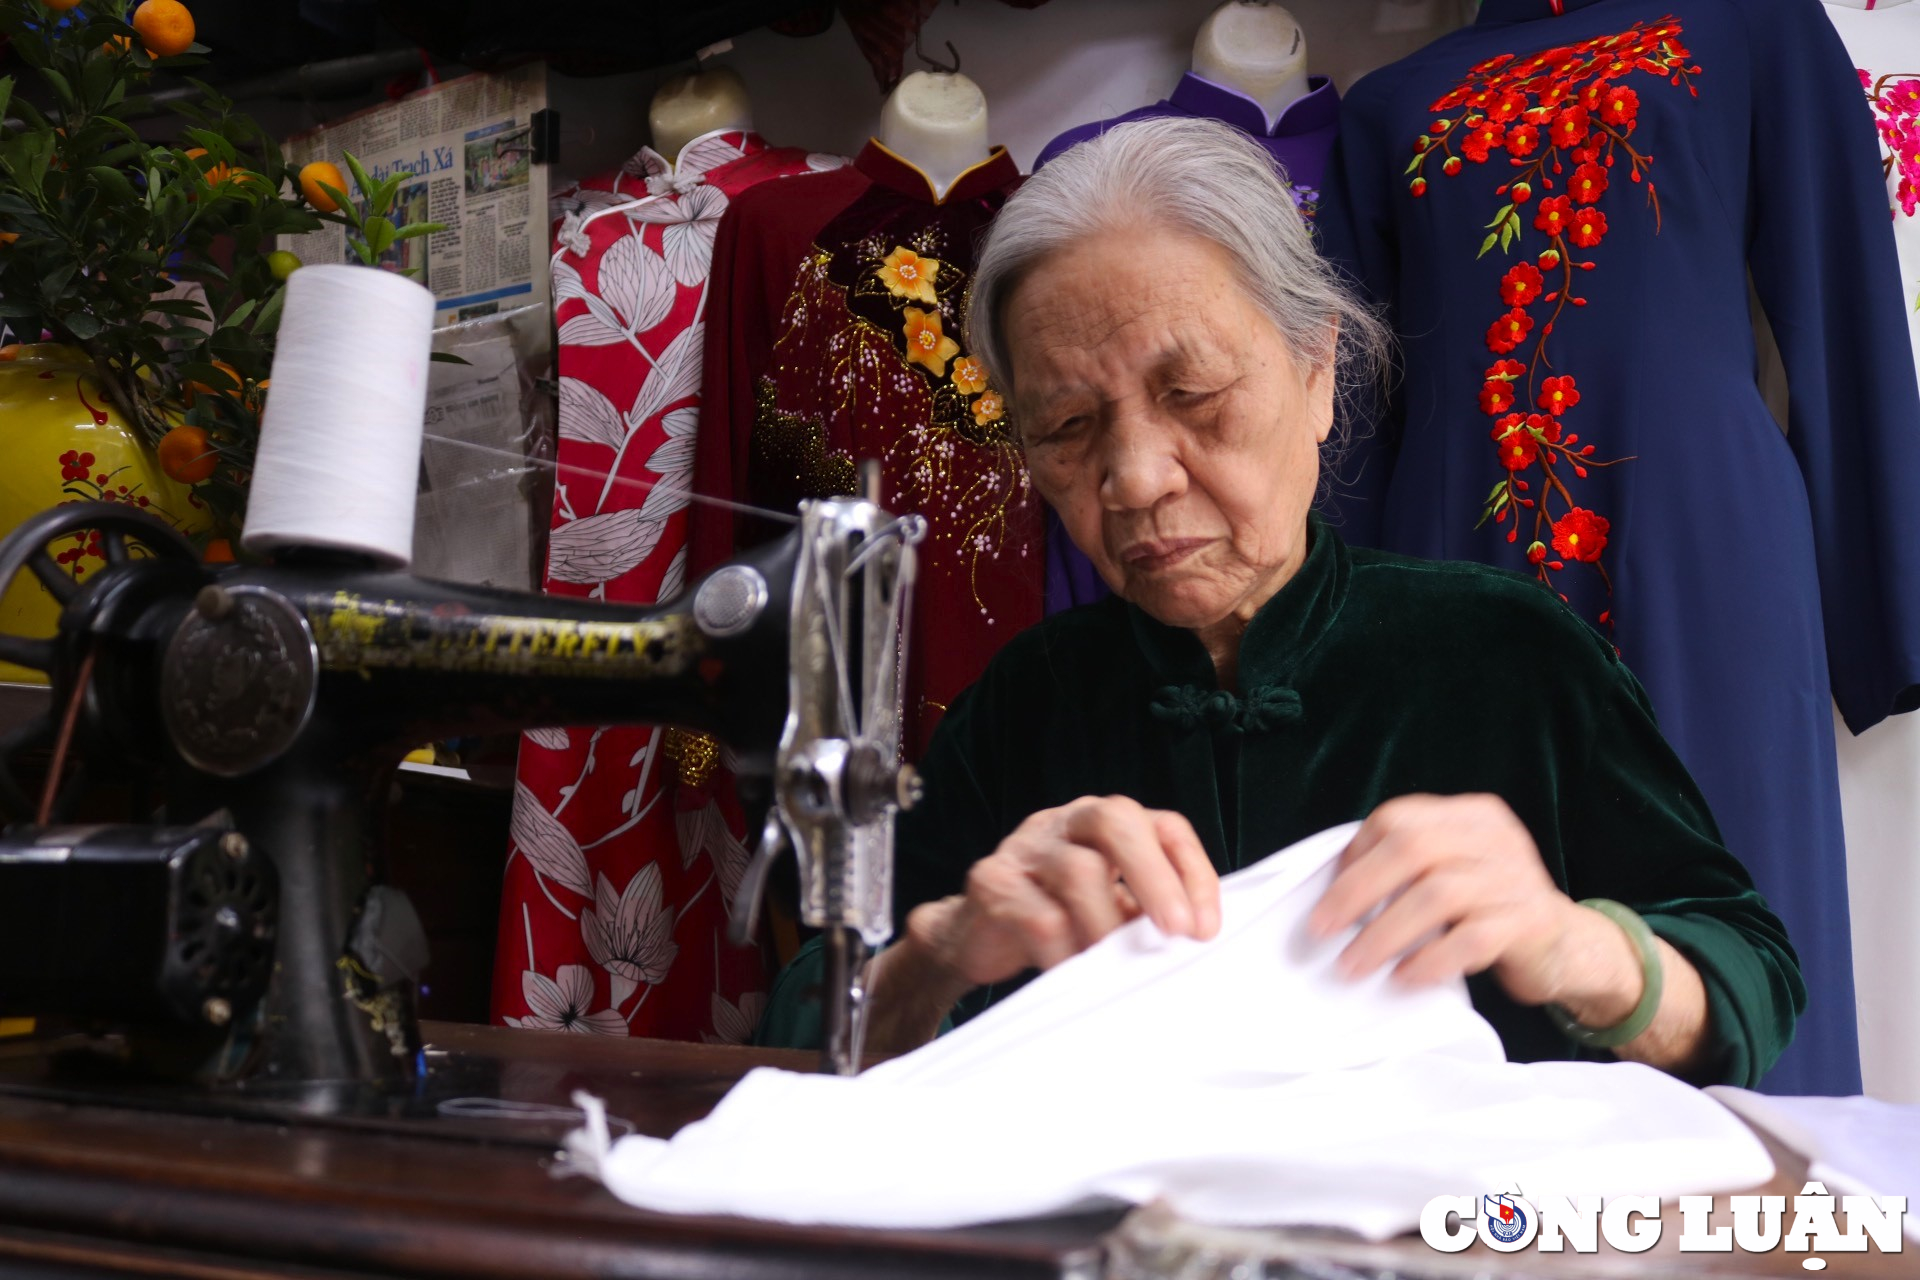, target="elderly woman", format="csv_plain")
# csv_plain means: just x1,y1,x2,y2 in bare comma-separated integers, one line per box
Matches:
760,117,1802,1087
